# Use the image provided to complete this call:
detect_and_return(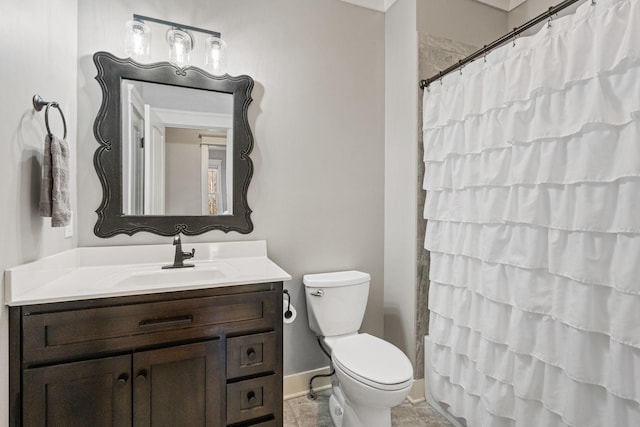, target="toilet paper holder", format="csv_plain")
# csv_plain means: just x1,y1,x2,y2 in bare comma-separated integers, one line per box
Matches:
283,289,293,319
